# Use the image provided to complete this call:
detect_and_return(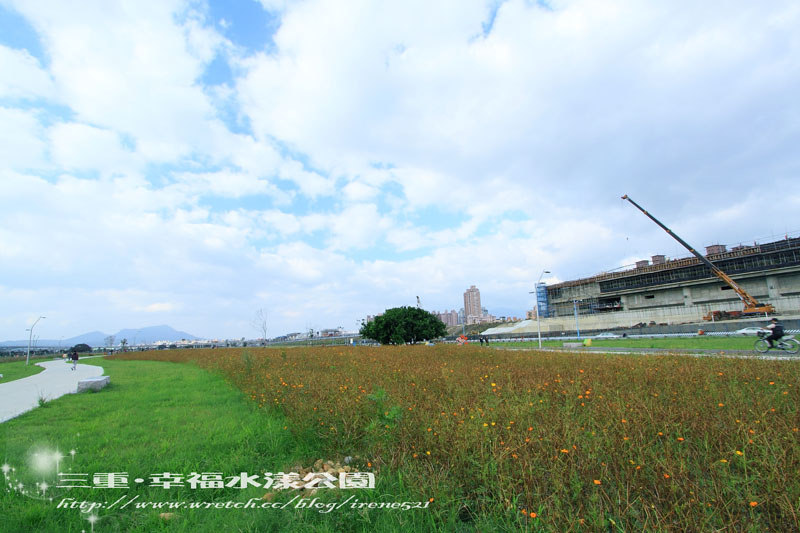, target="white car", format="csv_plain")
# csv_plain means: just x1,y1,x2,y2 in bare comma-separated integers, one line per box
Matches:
594,332,621,339
734,327,765,336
